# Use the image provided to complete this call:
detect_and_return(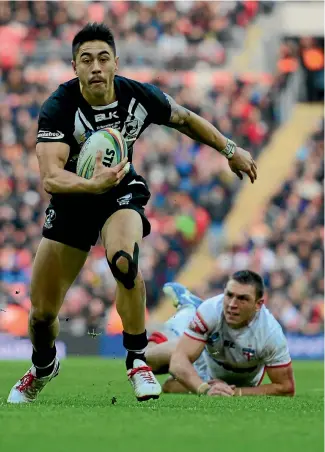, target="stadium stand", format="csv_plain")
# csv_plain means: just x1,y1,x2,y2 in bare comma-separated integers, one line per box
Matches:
0,1,273,71
276,37,324,101
182,118,324,335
